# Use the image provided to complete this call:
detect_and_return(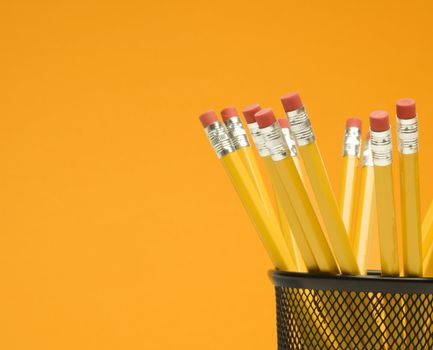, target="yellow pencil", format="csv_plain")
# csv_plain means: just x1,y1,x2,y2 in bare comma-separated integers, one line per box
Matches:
221,107,271,205
199,110,296,271
344,128,379,350
255,108,338,274
352,132,375,274
281,92,359,275
221,106,298,268
275,113,365,346
281,119,330,249
277,118,309,272
369,110,400,276
396,98,422,277
276,197,307,272
423,237,433,277
339,118,362,236
253,110,343,345
242,104,317,272
264,156,319,272
367,207,380,271
422,200,433,258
